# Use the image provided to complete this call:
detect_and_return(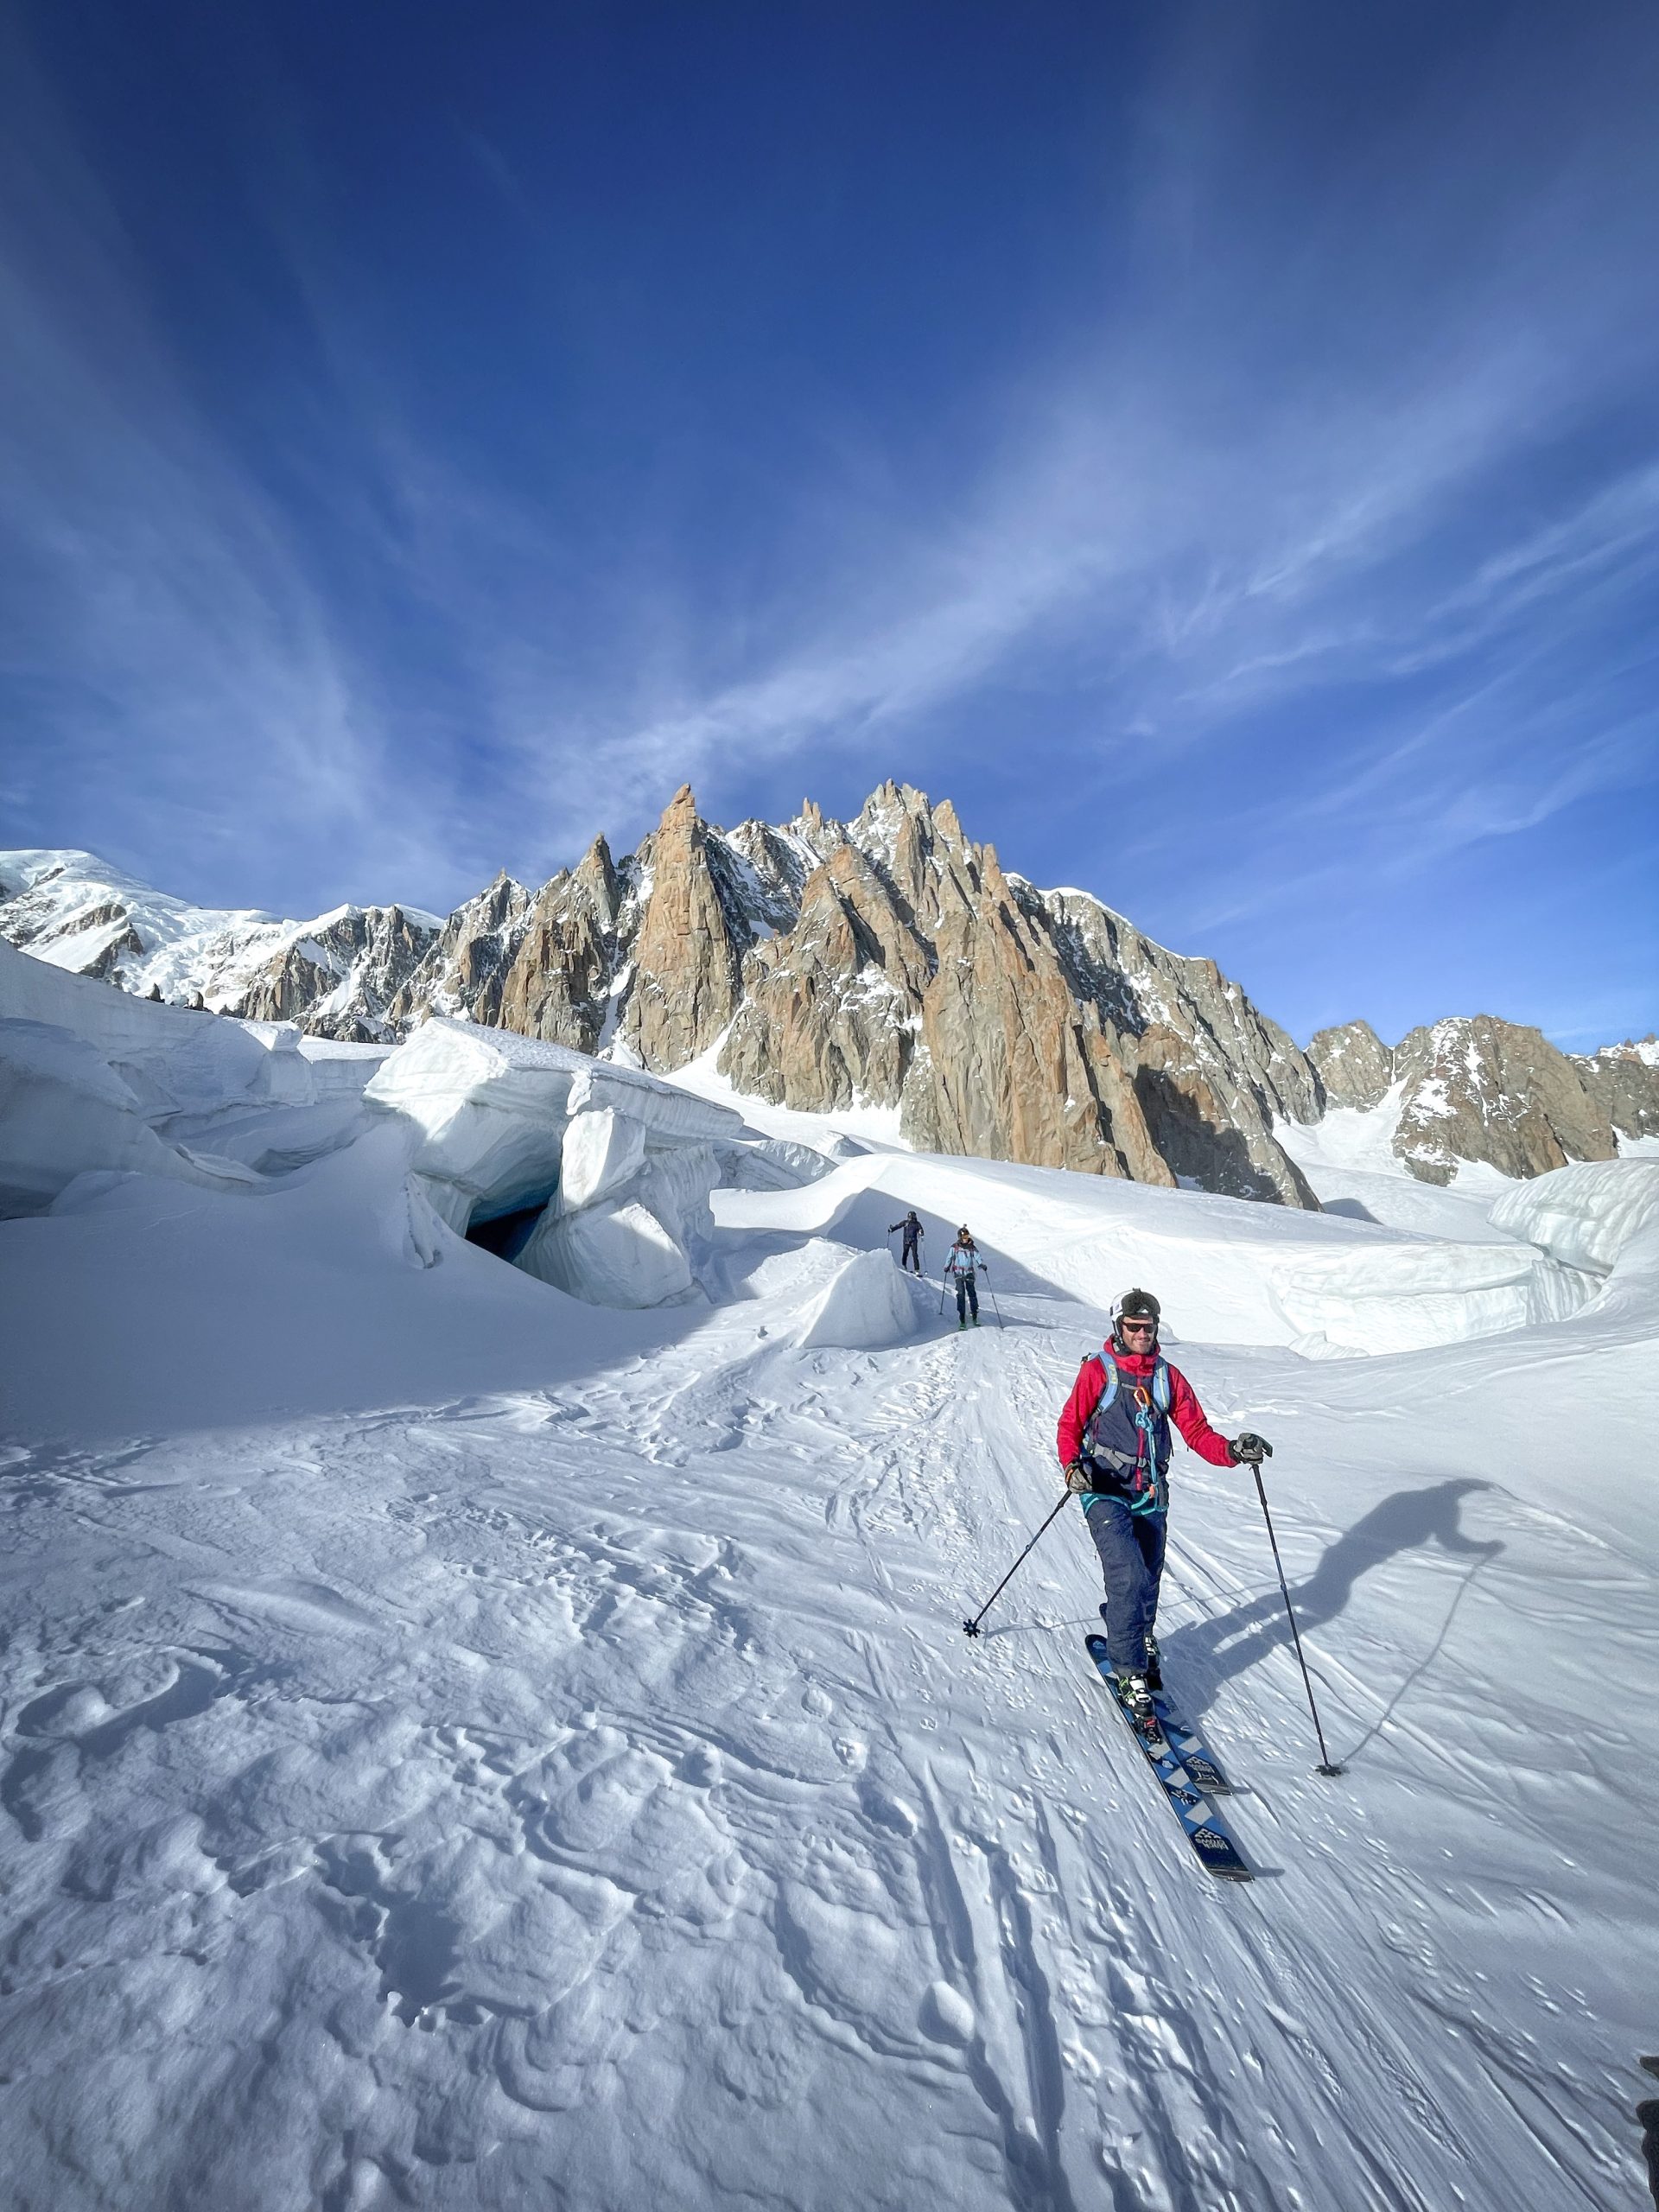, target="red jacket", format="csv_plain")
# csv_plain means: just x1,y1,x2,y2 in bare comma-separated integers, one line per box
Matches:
1056,1346,1236,1471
